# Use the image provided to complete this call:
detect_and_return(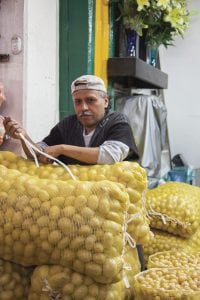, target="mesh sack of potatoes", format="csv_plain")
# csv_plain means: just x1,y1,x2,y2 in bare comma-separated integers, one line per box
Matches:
143,229,192,267
0,151,153,246
147,250,200,269
28,265,125,300
0,164,130,284
133,266,200,300
28,246,140,300
126,202,153,246
146,182,200,238
0,258,33,300
187,227,200,253
0,151,147,203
